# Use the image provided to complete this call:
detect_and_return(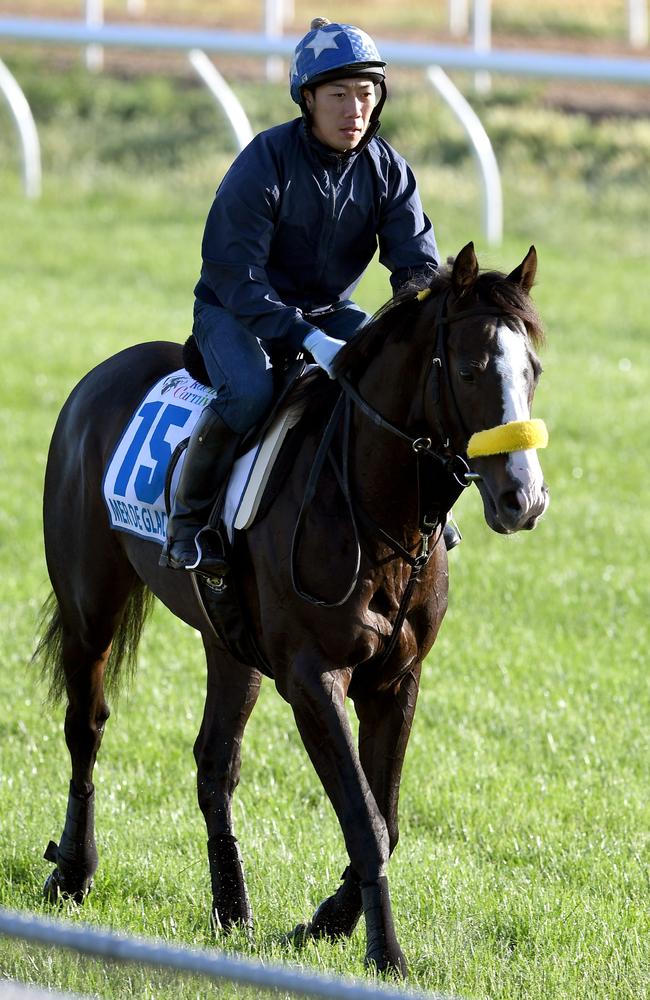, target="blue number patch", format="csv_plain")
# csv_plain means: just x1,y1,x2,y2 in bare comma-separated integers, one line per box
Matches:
113,401,192,503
